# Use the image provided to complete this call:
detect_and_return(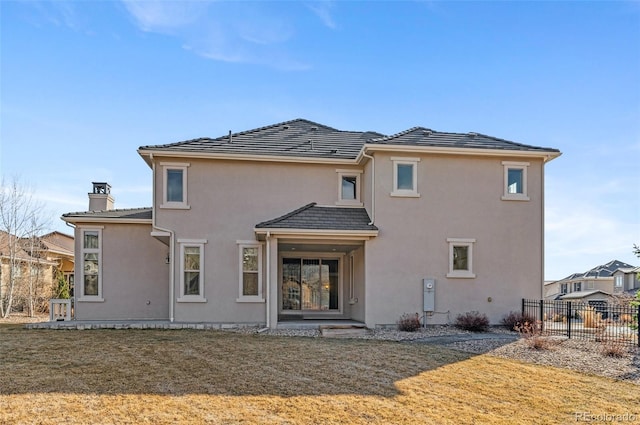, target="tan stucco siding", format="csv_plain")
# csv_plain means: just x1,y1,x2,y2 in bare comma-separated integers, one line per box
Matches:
74,223,169,320
154,157,366,323
365,153,545,325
